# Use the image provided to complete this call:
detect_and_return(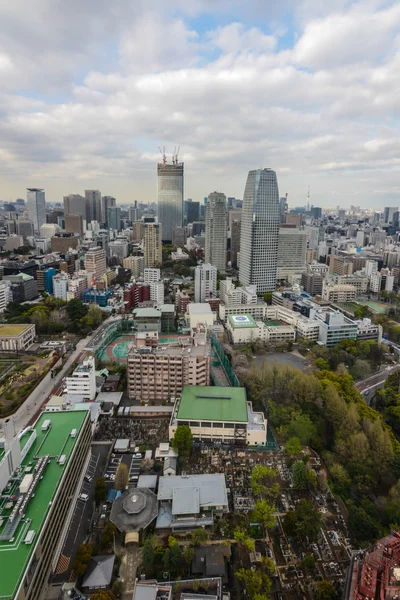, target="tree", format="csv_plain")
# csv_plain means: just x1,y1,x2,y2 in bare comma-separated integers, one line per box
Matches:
234,527,255,552
142,537,155,572
112,580,123,597
115,463,129,491
292,460,308,489
252,499,276,530
90,592,115,600
101,522,116,548
250,465,280,501
171,425,193,456
66,298,88,323
95,477,107,504
284,500,321,542
285,436,302,456
235,568,271,599
74,544,94,578
263,292,273,305
191,528,209,546
316,580,338,600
